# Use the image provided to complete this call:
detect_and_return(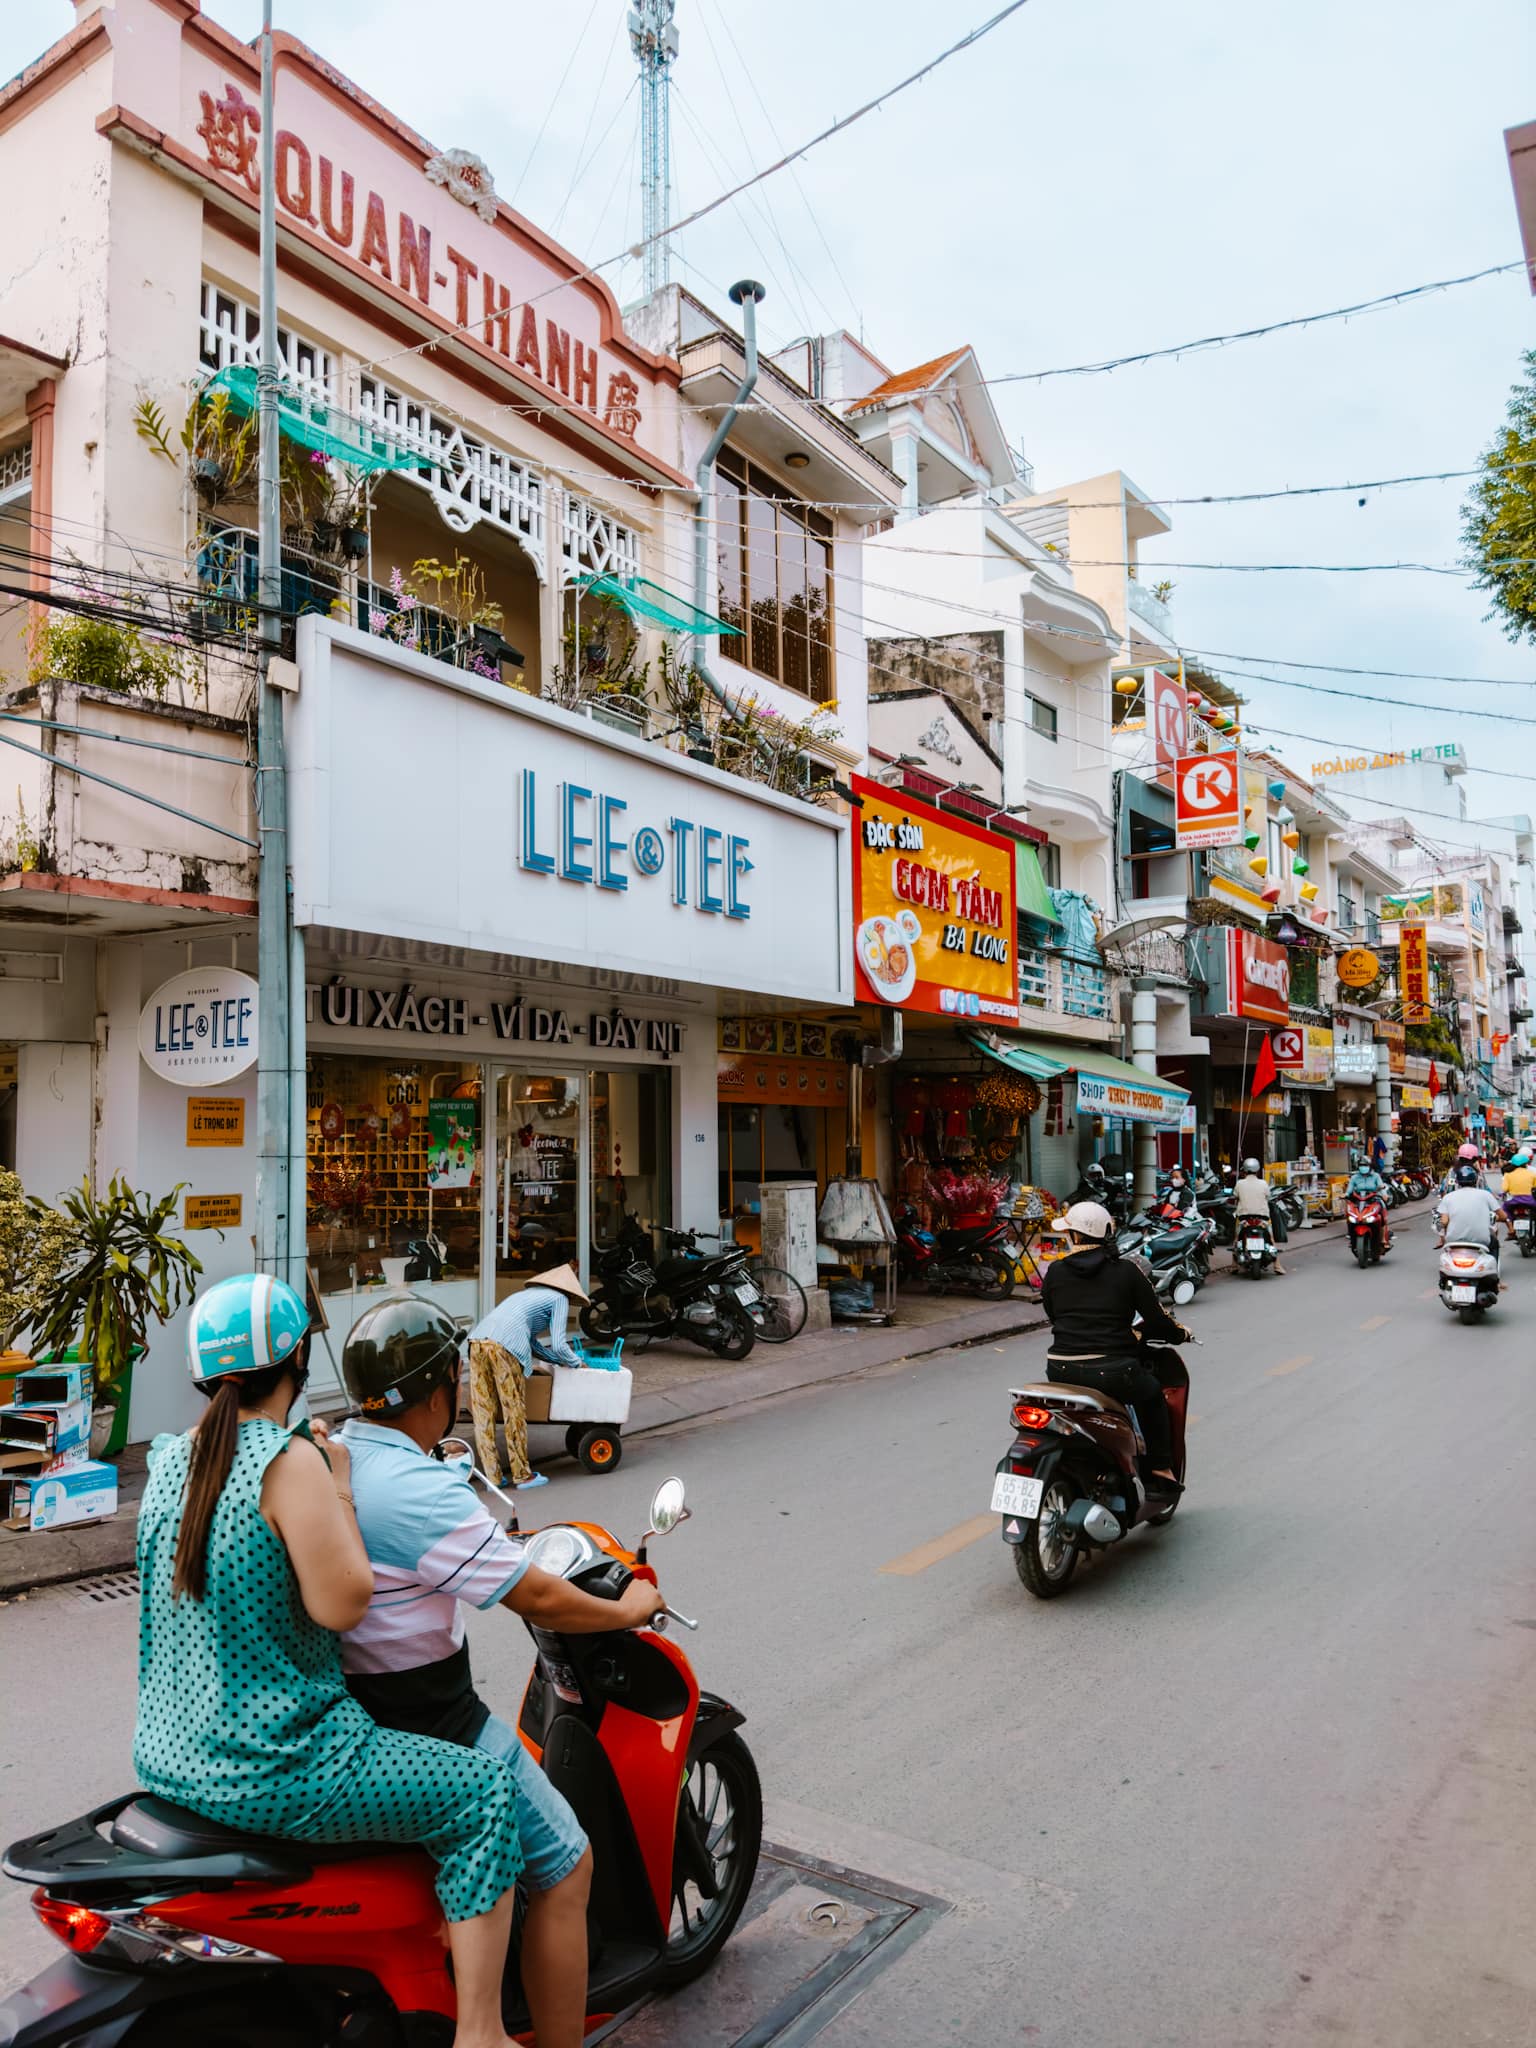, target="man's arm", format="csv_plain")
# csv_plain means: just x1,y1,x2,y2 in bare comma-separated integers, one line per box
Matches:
503,1563,663,1632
